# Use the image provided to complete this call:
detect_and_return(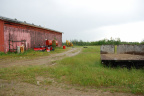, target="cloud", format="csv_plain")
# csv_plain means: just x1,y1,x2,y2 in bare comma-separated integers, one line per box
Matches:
0,0,144,42
87,21,144,42
54,0,136,14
